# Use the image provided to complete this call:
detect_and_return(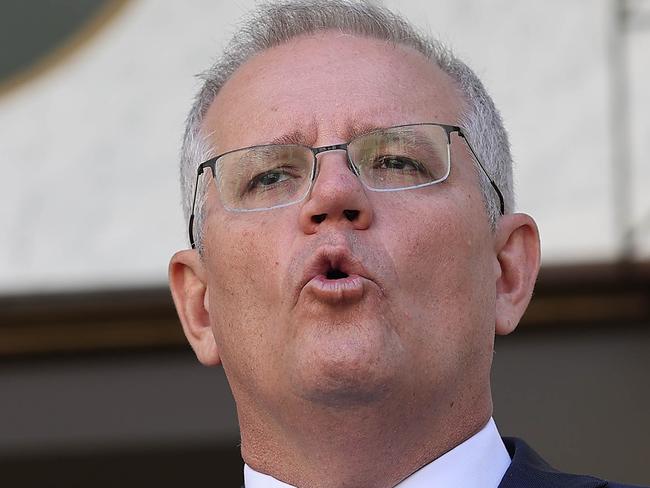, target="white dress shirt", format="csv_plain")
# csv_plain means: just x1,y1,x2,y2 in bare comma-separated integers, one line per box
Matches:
244,417,511,488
